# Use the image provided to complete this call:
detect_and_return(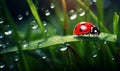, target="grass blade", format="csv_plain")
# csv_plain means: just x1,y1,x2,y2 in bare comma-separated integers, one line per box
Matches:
113,12,119,34
0,32,119,54
26,0,44,34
